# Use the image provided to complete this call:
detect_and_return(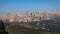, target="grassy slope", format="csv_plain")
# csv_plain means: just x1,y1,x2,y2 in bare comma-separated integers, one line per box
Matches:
5,24,60,34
